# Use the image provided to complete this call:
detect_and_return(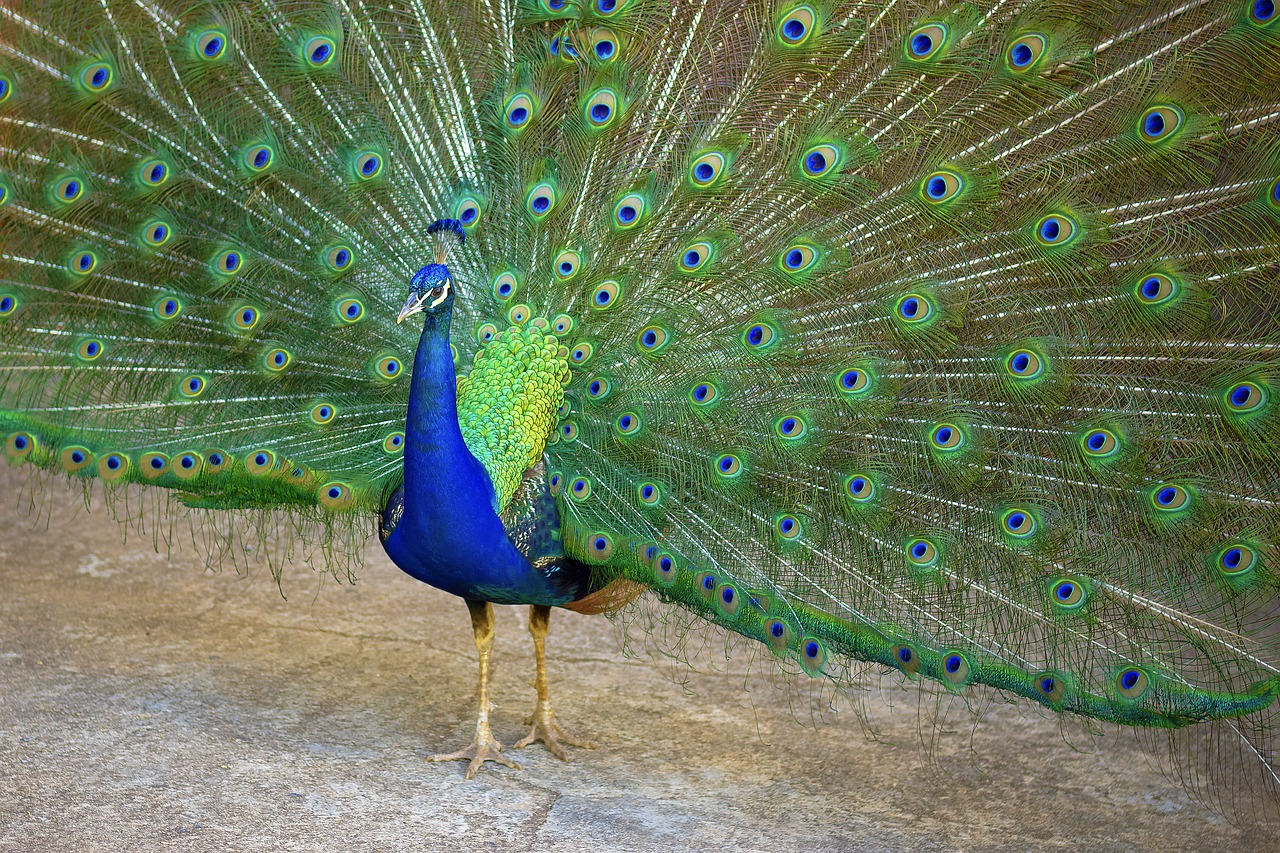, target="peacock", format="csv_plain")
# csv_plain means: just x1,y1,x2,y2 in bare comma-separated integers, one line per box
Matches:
1,0,1279,805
